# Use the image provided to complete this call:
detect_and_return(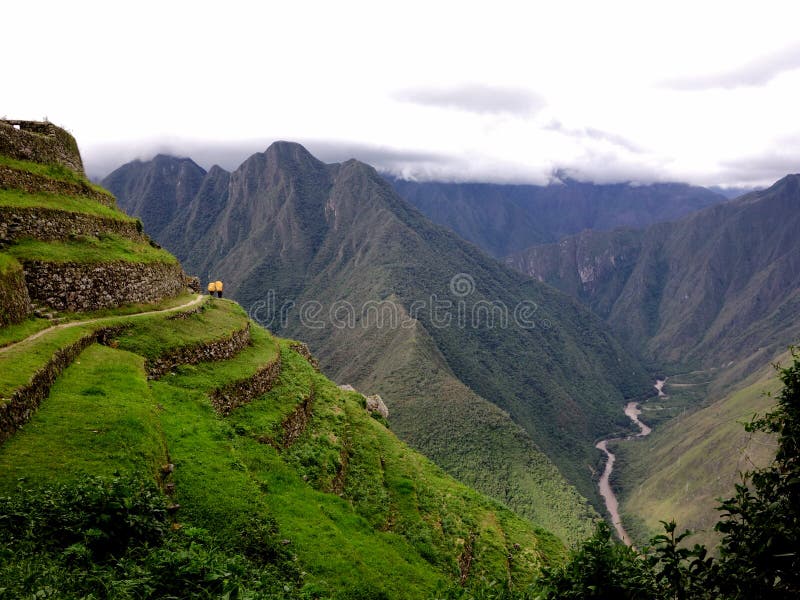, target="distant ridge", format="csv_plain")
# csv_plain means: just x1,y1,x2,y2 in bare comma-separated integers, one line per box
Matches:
509,174,800,377
388,176,727,258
